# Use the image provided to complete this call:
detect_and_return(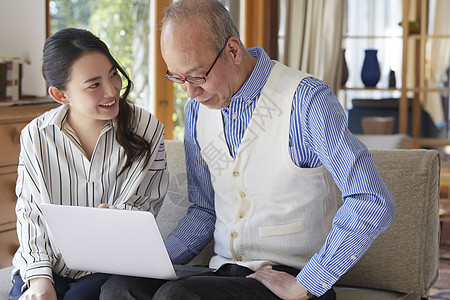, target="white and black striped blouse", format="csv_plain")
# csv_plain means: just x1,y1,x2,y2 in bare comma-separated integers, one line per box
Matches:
12,103,168,283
